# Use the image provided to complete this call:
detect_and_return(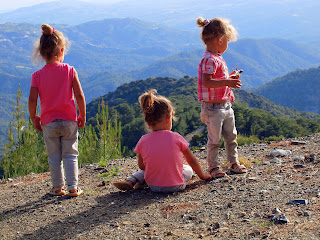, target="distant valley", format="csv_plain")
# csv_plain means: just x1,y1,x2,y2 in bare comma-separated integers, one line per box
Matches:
1,17,320,155
0,0,319,45
1,19,320,103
